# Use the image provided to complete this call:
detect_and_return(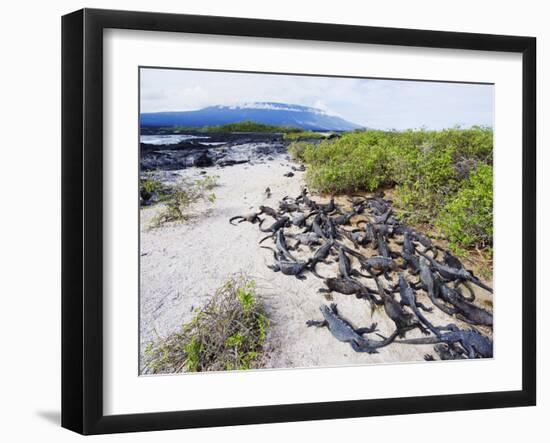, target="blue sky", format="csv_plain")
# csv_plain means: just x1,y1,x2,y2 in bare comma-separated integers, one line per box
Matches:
140,68,494,130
